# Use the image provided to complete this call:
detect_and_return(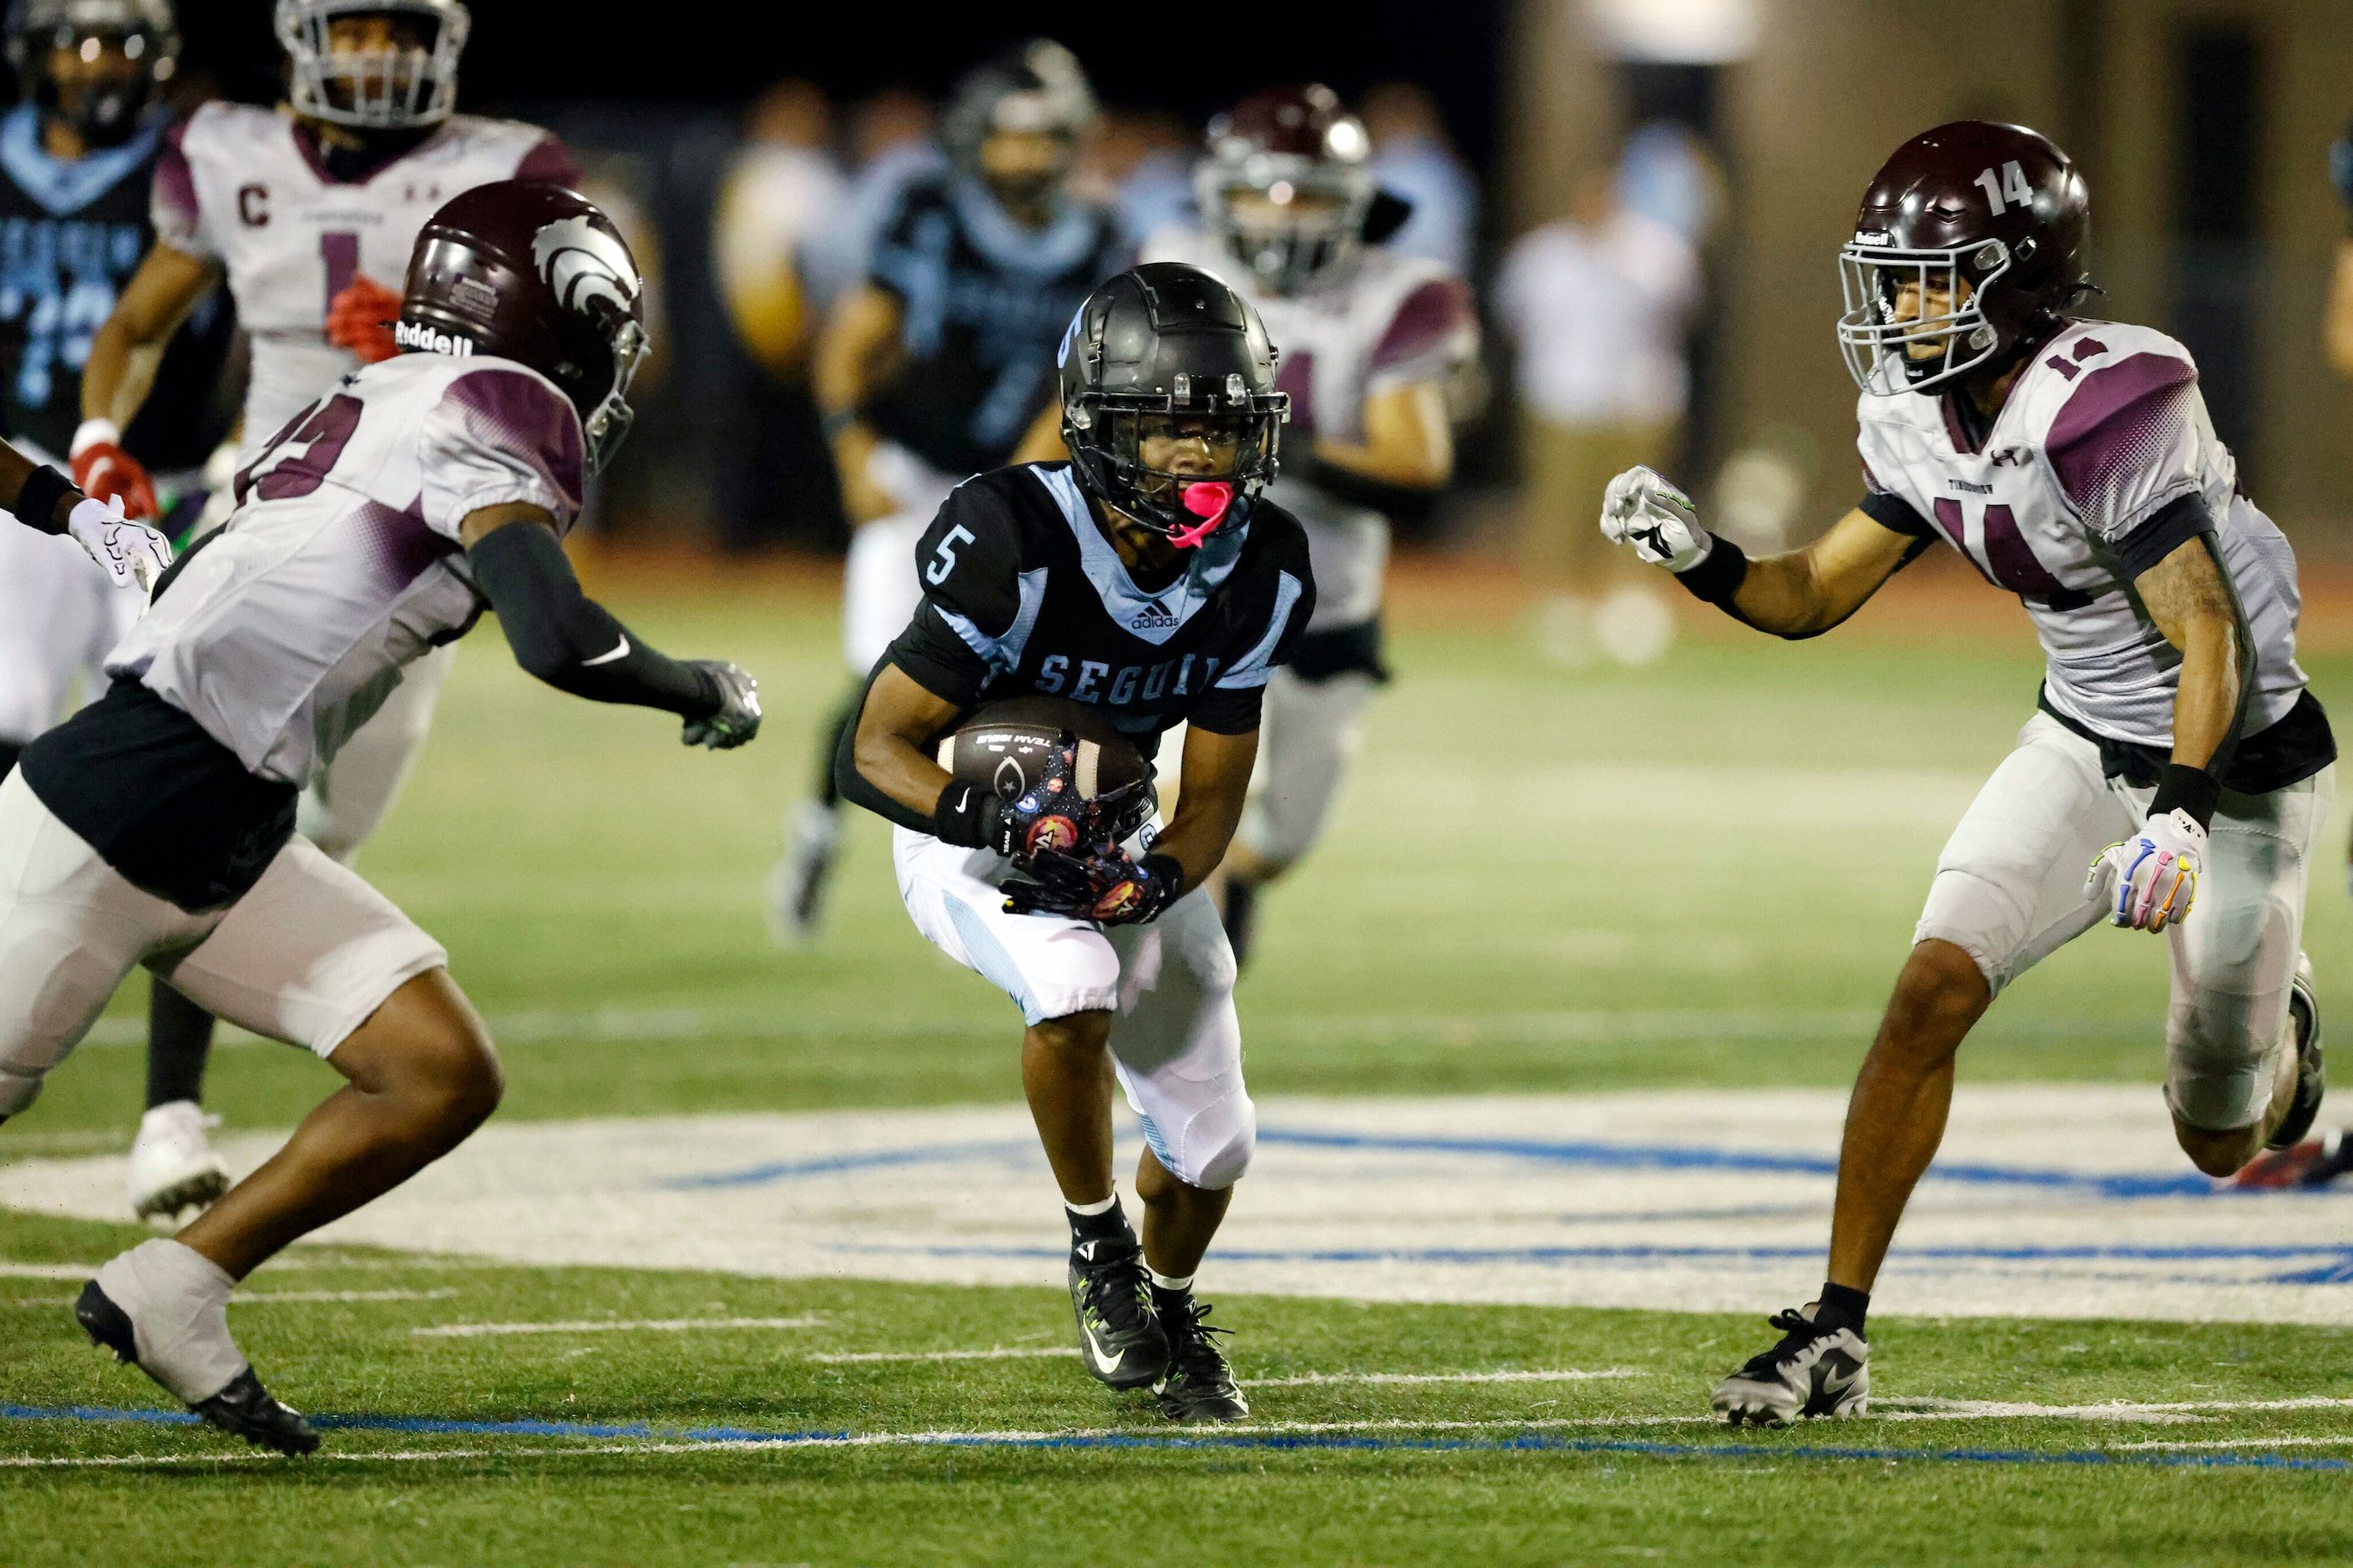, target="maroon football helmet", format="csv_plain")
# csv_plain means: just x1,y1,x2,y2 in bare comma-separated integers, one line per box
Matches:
396,180,650,472
1836,121,2092,395
1197,84,1375,296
